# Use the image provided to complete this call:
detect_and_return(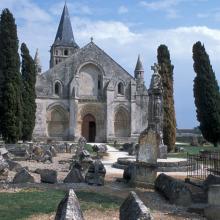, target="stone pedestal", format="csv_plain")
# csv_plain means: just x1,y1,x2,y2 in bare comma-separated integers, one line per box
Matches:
129,127,159,188
130,162,157,188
